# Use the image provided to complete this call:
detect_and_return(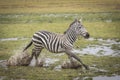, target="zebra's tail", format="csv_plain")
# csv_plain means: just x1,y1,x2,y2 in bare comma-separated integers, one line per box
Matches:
23,40,33,52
